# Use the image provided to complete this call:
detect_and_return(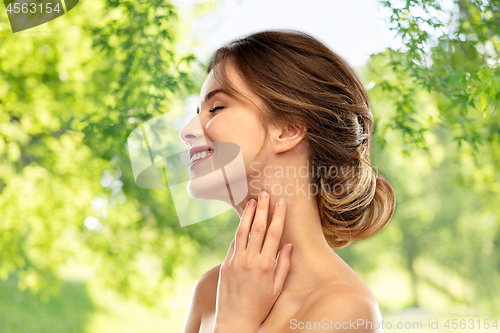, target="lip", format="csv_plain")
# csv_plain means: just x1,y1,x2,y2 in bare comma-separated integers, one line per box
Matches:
188,151,213,171
188,145,214,161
